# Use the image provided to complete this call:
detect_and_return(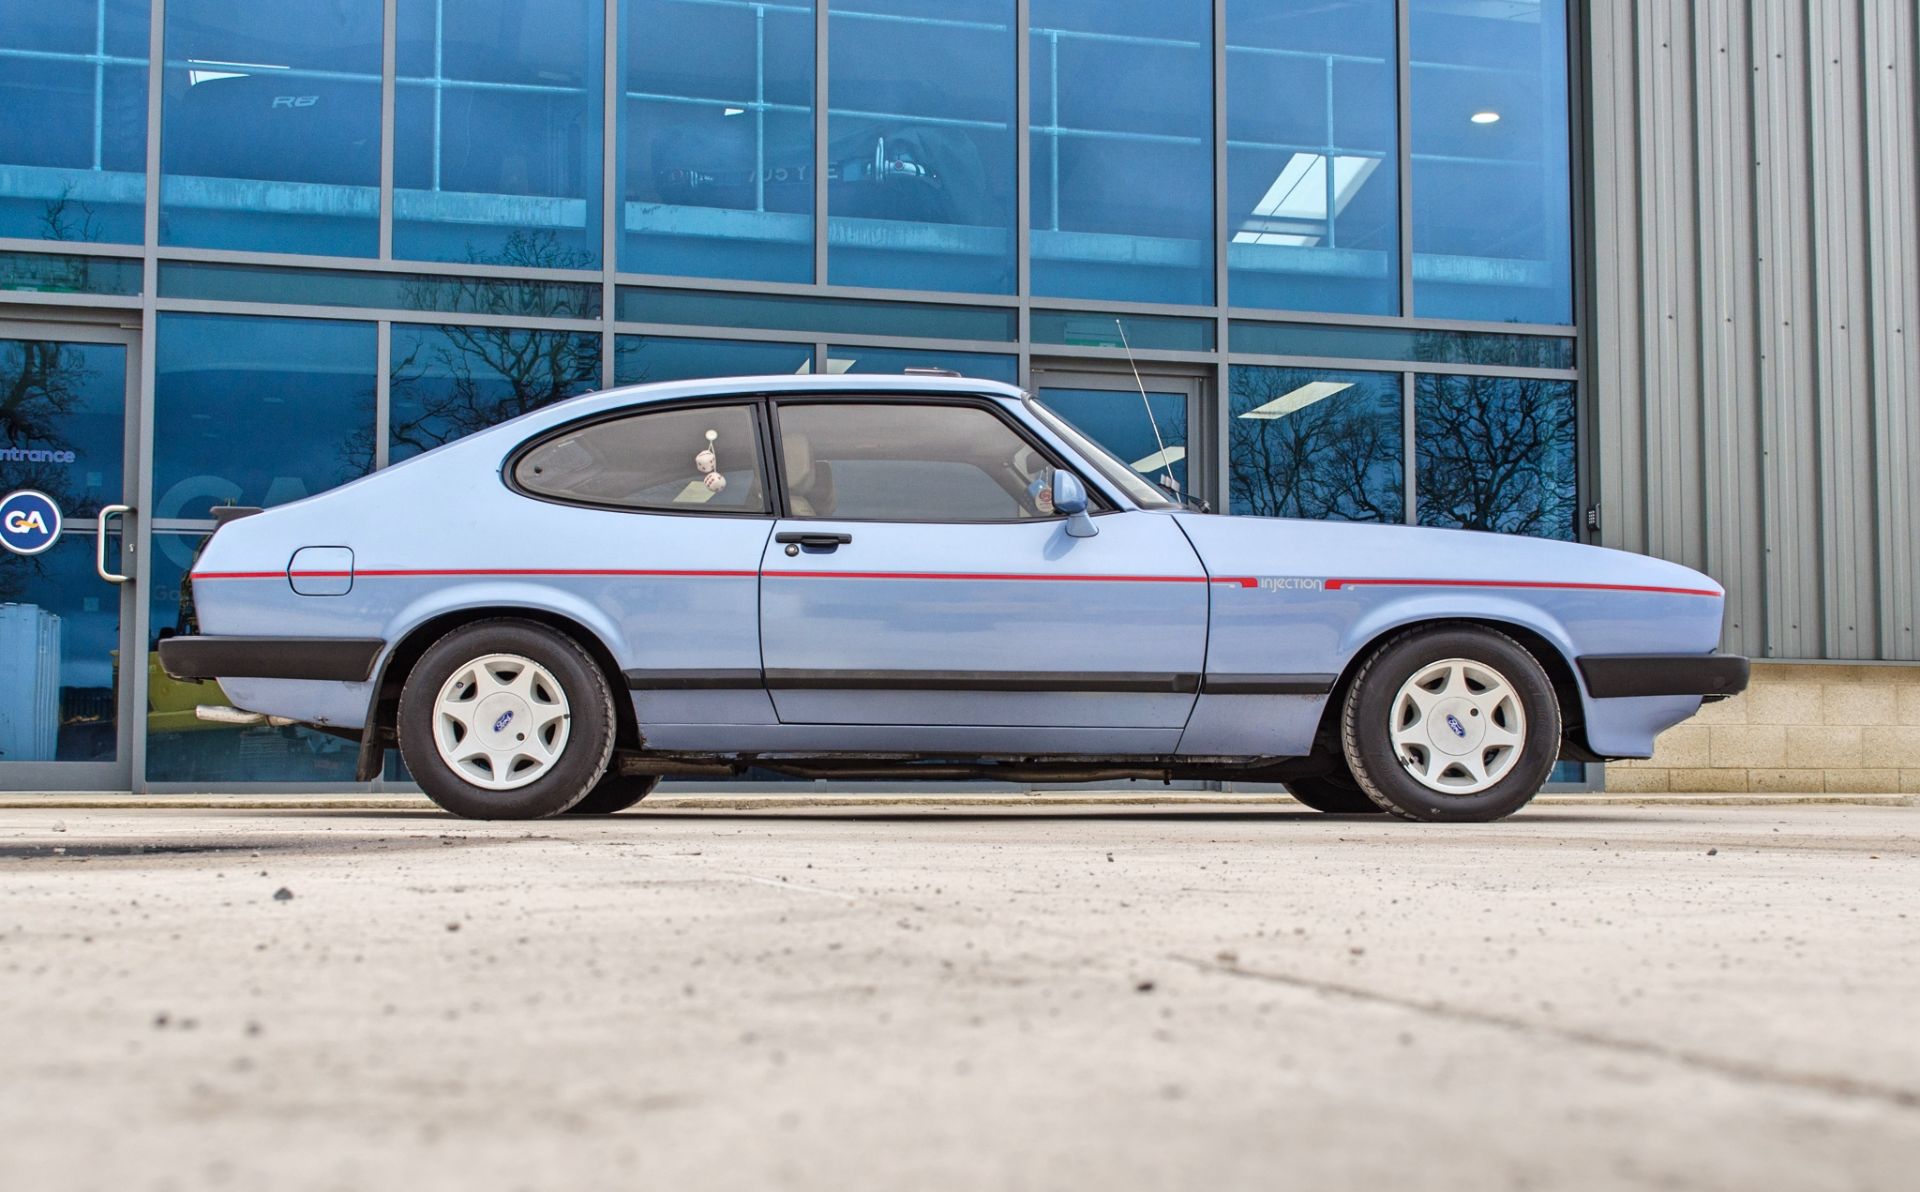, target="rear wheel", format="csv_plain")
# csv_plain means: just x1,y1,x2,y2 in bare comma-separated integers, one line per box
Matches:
1282,769,1383,814
398,620,616,820
565,773,661,815
1341,625,1560,822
